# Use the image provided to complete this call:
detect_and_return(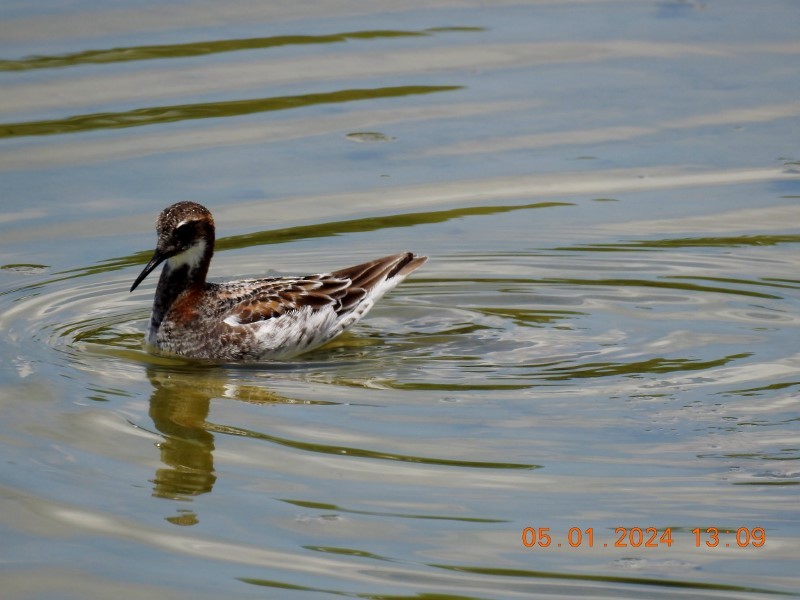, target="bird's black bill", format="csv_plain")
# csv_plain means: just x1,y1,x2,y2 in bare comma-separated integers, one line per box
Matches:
130,251,166,292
